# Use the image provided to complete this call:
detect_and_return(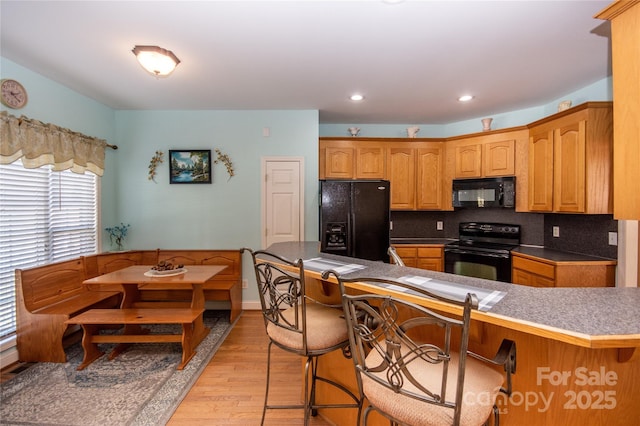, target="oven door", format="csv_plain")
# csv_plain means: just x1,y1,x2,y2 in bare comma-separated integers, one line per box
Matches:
444,248,512,283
